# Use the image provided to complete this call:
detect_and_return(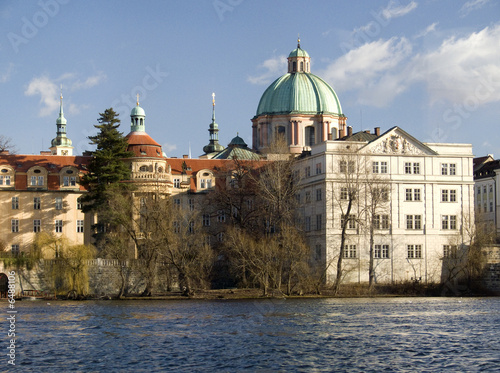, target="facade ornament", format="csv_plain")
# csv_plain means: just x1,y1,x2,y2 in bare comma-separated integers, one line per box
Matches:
370,134,423,155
